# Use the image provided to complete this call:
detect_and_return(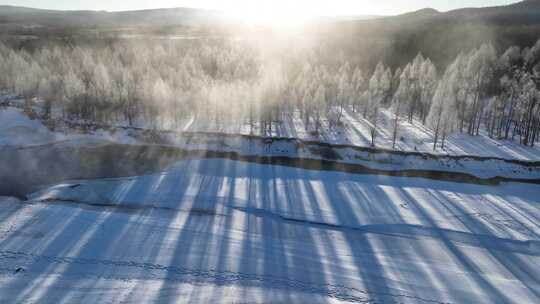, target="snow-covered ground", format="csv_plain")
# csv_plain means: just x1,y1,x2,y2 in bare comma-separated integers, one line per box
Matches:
1,159,539,303
0,107,137,147
181,109,540,161
3,96,540,161
0,107,64,146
